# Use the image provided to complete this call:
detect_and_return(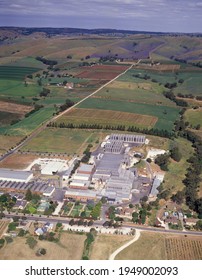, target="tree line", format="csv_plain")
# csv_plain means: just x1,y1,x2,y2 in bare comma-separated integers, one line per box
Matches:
47,122,174,139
